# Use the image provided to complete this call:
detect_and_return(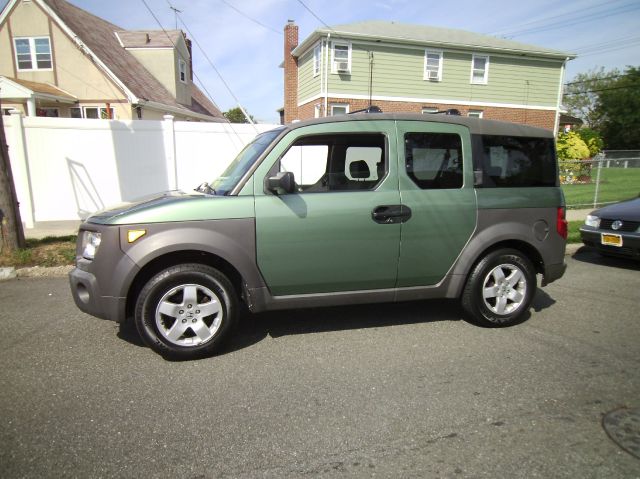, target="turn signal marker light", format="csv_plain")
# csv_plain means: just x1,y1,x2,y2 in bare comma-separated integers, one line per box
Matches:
127,229,146,243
